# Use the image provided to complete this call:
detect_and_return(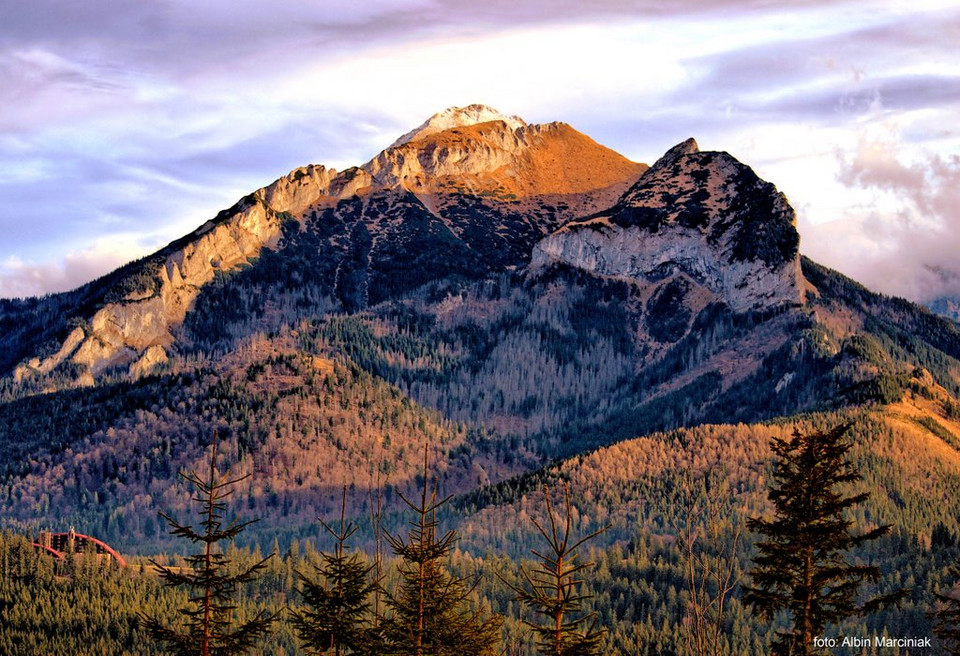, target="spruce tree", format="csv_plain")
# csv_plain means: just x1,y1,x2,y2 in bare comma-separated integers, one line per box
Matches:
504,484,609,656
139,432,277,655
291,487,378,655
381,450,502,656
744,423,902,655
